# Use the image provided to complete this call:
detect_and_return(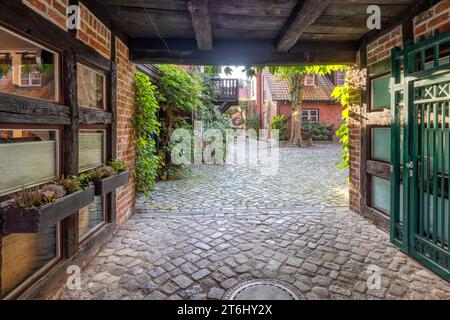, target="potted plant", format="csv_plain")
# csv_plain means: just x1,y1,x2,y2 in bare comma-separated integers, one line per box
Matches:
89,160,130,196
0,176,94,234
